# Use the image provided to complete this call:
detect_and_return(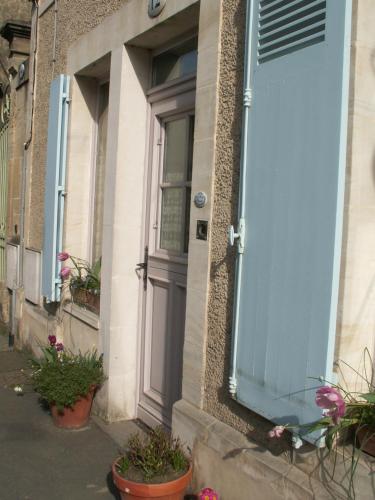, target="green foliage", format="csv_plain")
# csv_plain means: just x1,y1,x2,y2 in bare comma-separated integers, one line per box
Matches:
117,427,189,482
69,256,101,294
31,347,105,411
